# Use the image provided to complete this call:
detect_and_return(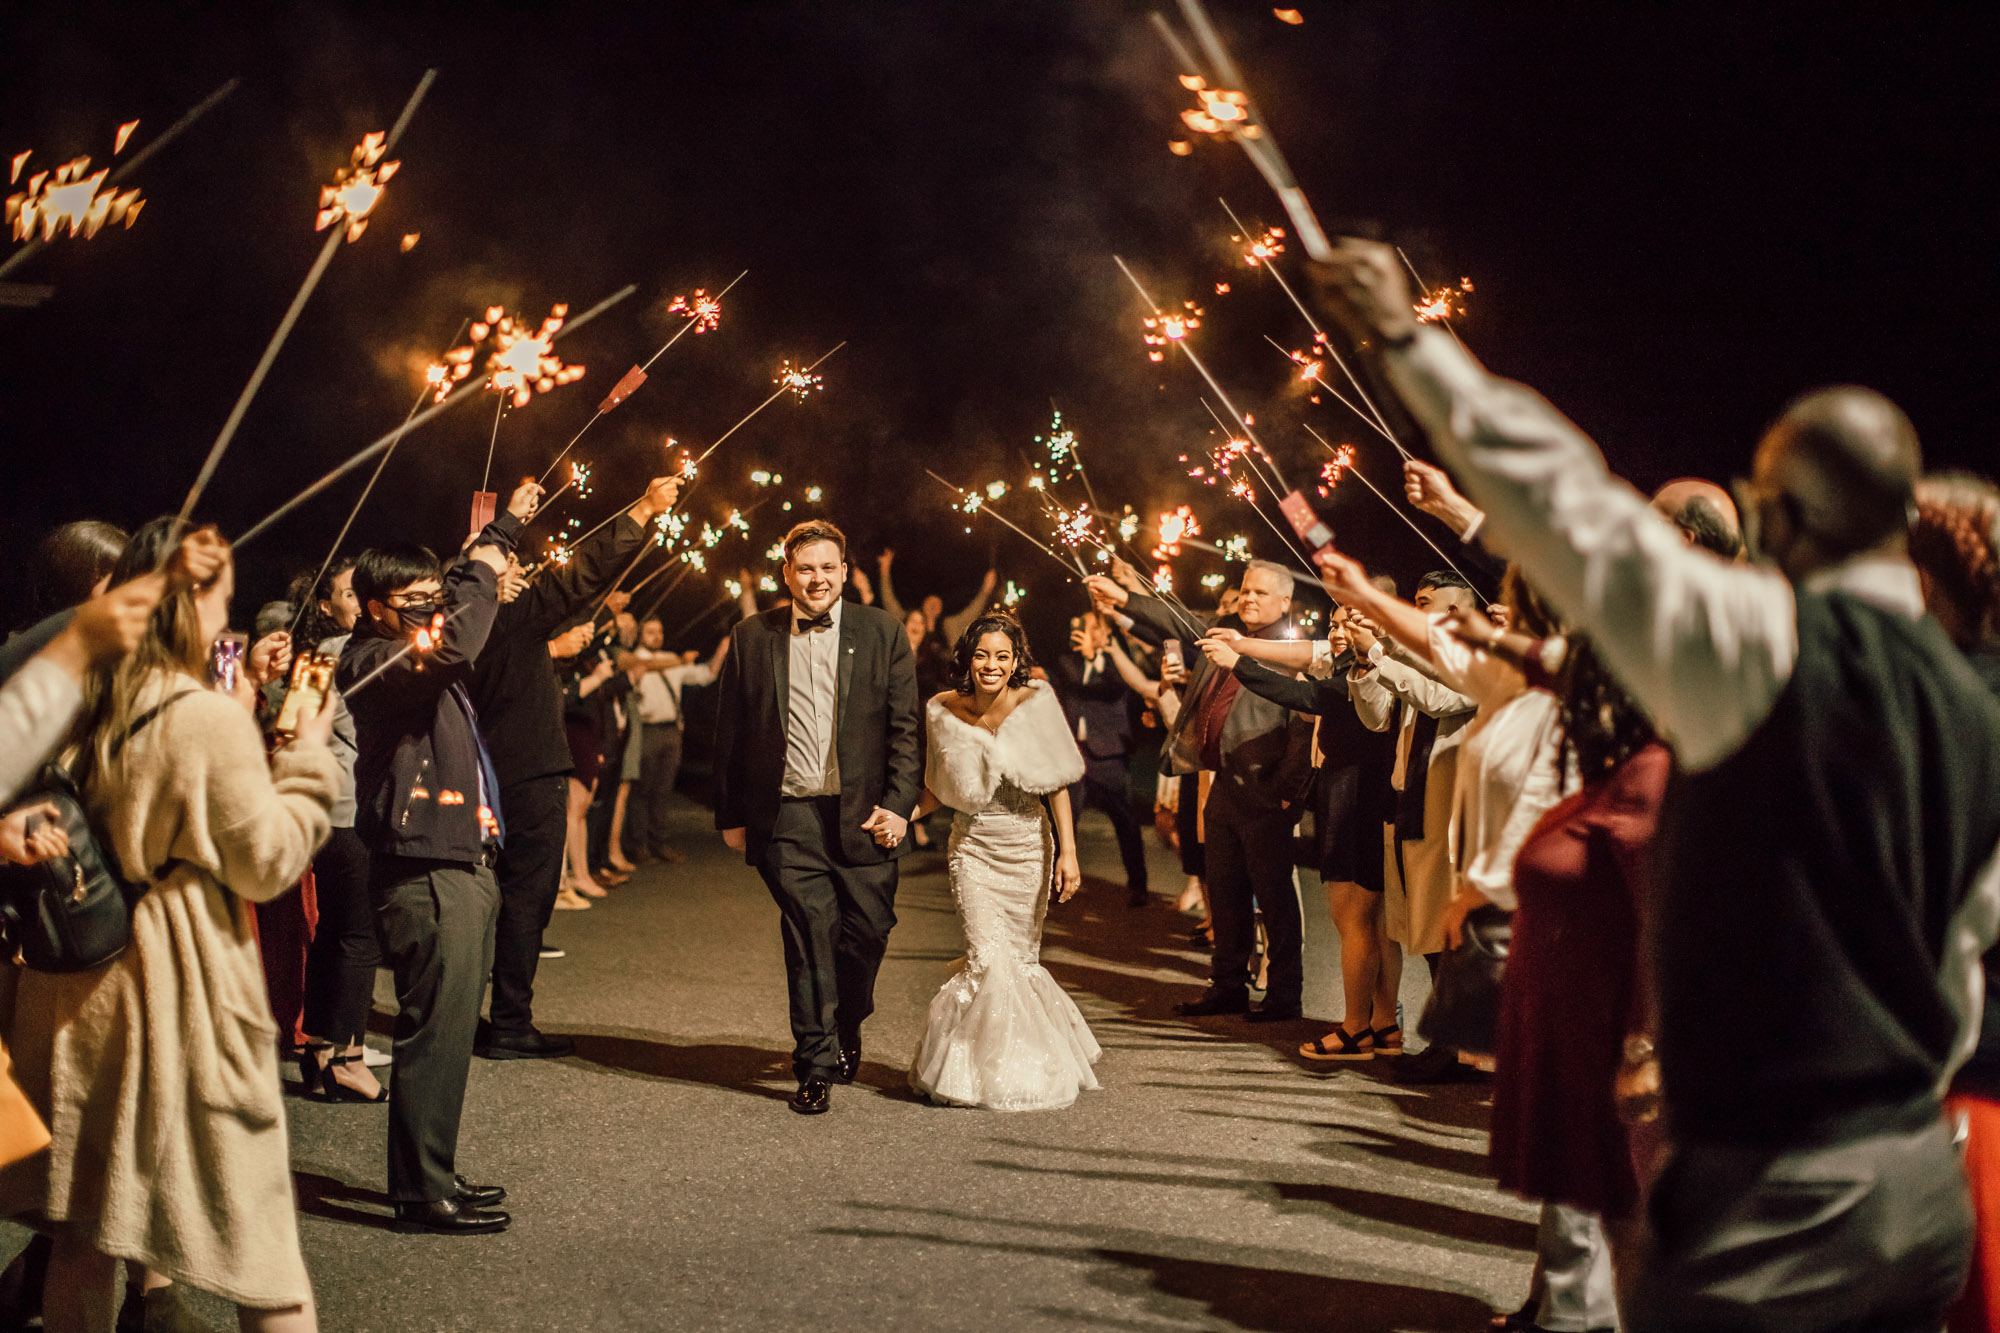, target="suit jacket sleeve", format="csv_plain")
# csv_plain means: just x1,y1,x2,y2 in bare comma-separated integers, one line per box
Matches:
713,619,749,831
1123,592,1185,643
881,620,922,817
509,512,647,641
1231,656,1349,716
